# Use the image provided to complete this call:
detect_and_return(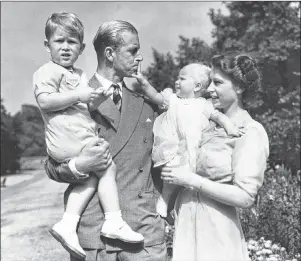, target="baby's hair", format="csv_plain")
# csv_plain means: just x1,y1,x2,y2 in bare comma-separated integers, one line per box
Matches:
45,12,84,43
211,53,261,98
185,63,212,90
